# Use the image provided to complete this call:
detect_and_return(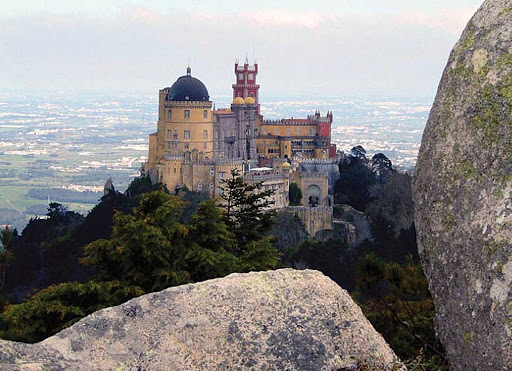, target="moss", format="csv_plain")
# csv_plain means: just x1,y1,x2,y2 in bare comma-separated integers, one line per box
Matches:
463,332,477,345
496,262,504,276
500,72,512,102
461,31,475,51
483,240,508,259
442,214,455,232
460,161,476,179
499,7,512,17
